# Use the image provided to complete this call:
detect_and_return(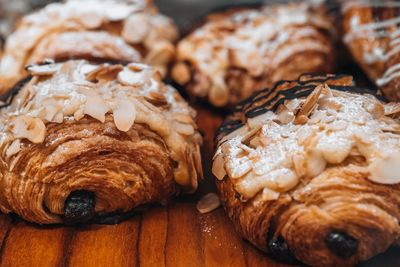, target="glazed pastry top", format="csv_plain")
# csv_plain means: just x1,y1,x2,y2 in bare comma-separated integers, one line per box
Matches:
0,60,202,190
174,2,333,106
342,0,400,87
0,0,178,89
213,74,400,201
